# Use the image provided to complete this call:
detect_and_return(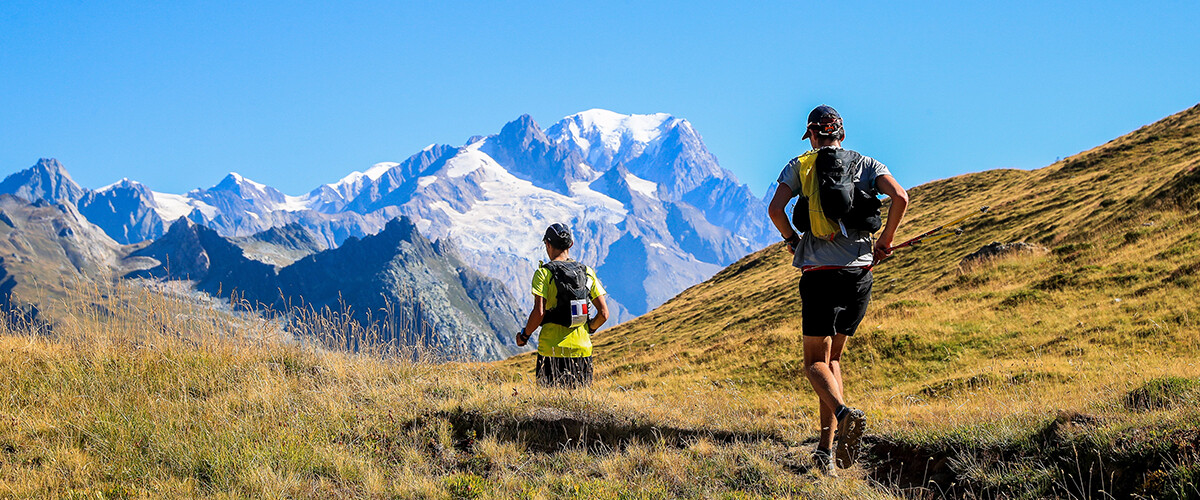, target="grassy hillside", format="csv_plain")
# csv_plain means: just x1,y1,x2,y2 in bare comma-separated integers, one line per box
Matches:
501,103,1200,498
0,279,899,499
